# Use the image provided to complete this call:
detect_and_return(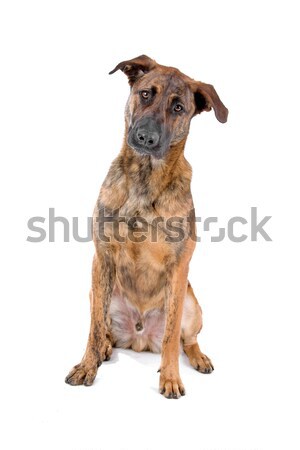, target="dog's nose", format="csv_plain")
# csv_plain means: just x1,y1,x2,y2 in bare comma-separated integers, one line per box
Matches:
136,127,160,149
